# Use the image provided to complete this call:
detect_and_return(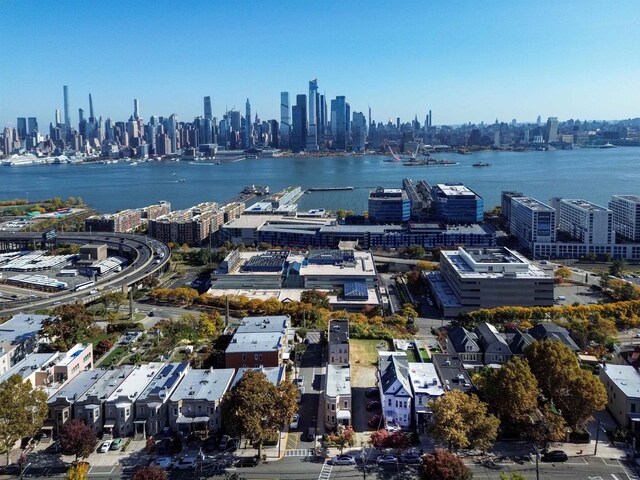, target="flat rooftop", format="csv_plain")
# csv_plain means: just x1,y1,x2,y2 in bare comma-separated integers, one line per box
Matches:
443,247,549,279
231,366,284,389
137,362,189,402
223,214,332,229
432,354,474,393
408,362,444,397
75,366,135,404
562,199,610,212
512,196,555,211
464,247,526,264
613,195,640,203
170,368,235,402
0,313,49,347
326,364,351,398
48,370,106,403
56,343,90,367
226,332,283,353
0,352,59,383
106,363,163,402
236,316,290,335
435,183,478,197
600,364,640,399
329,320,349,345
